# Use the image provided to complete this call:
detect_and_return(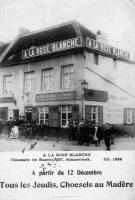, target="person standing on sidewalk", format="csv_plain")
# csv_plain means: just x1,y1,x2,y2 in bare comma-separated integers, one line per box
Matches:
104,123,112,150
93,122,100,147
